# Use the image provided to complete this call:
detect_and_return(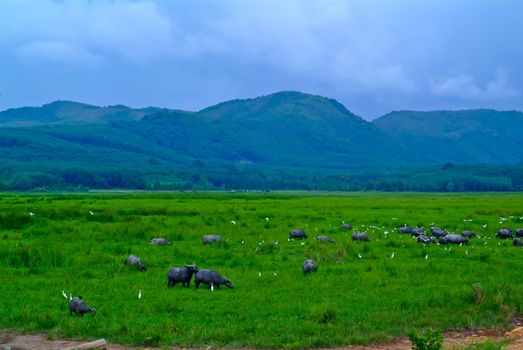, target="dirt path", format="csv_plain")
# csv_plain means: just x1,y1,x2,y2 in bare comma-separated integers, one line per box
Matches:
2,329,523,350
